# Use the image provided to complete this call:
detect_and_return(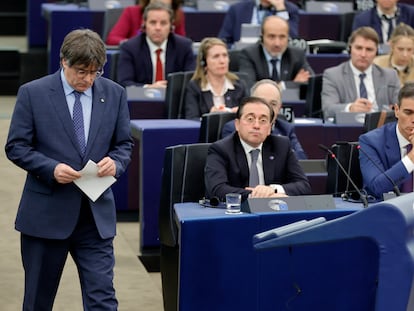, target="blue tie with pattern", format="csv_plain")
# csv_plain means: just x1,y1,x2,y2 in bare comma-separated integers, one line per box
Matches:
359,73,367,99
73,91,86,155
